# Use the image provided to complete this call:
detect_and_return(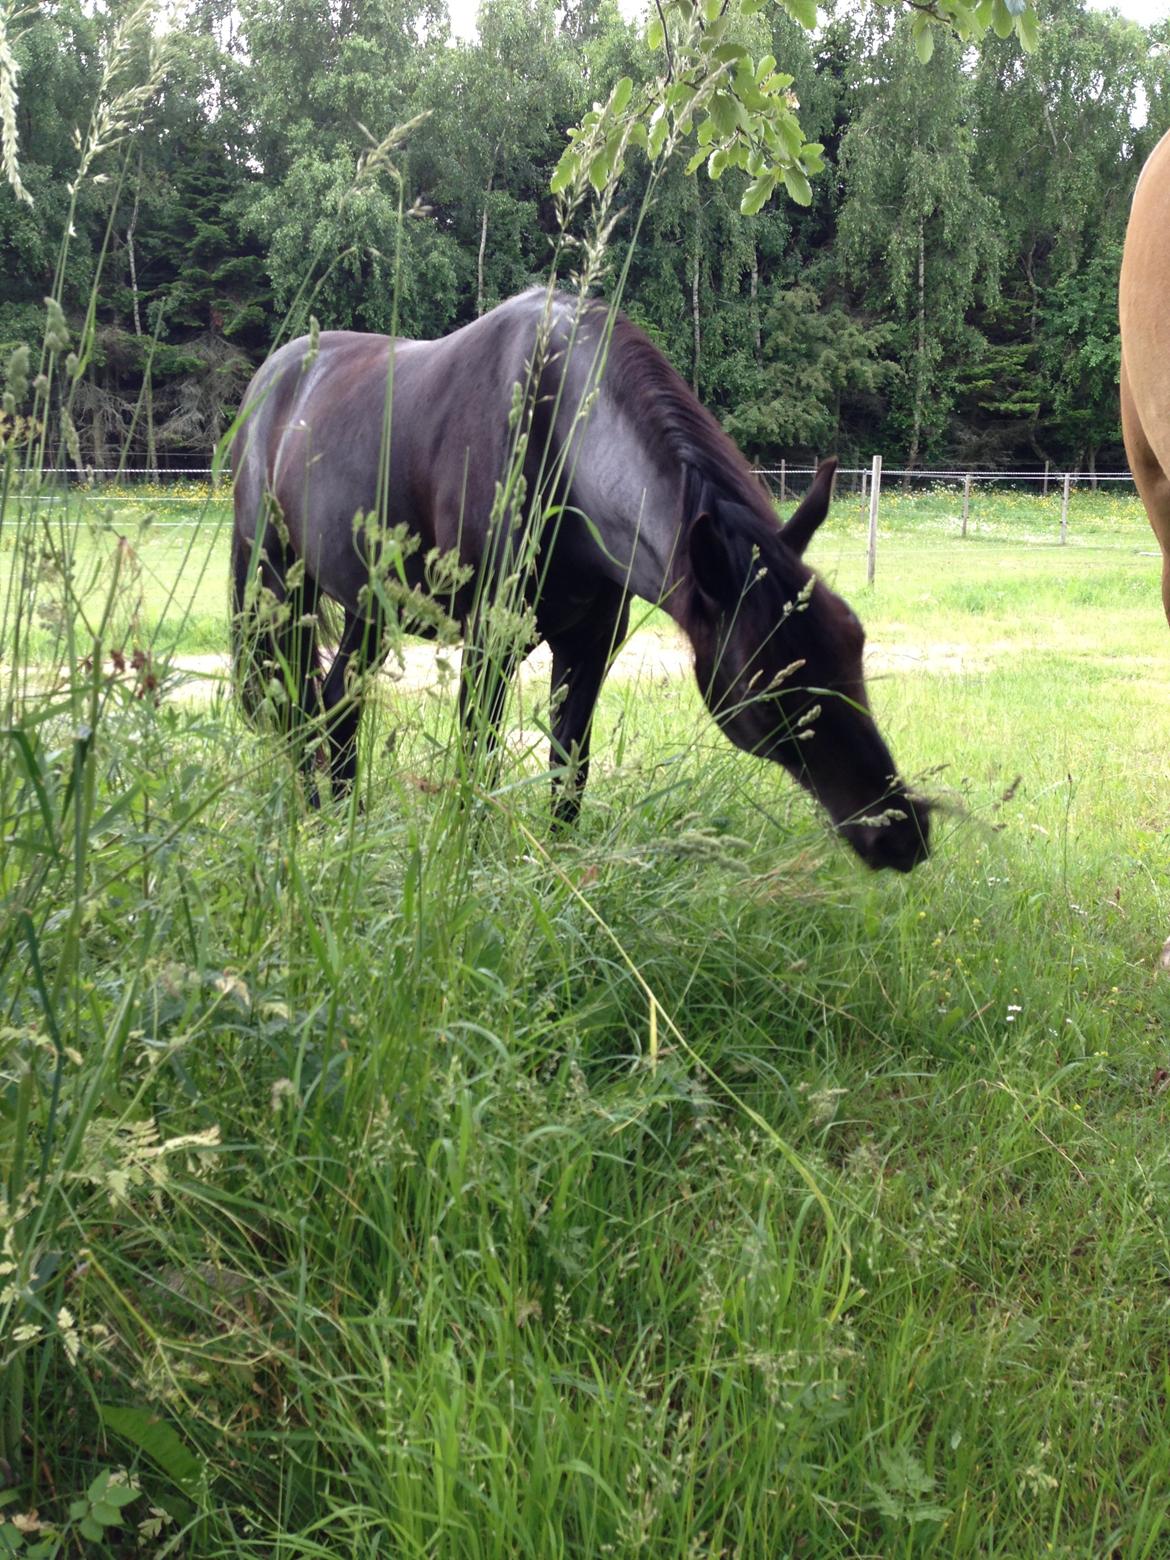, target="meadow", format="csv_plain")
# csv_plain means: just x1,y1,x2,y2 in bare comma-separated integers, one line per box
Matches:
4,481,1170,1556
